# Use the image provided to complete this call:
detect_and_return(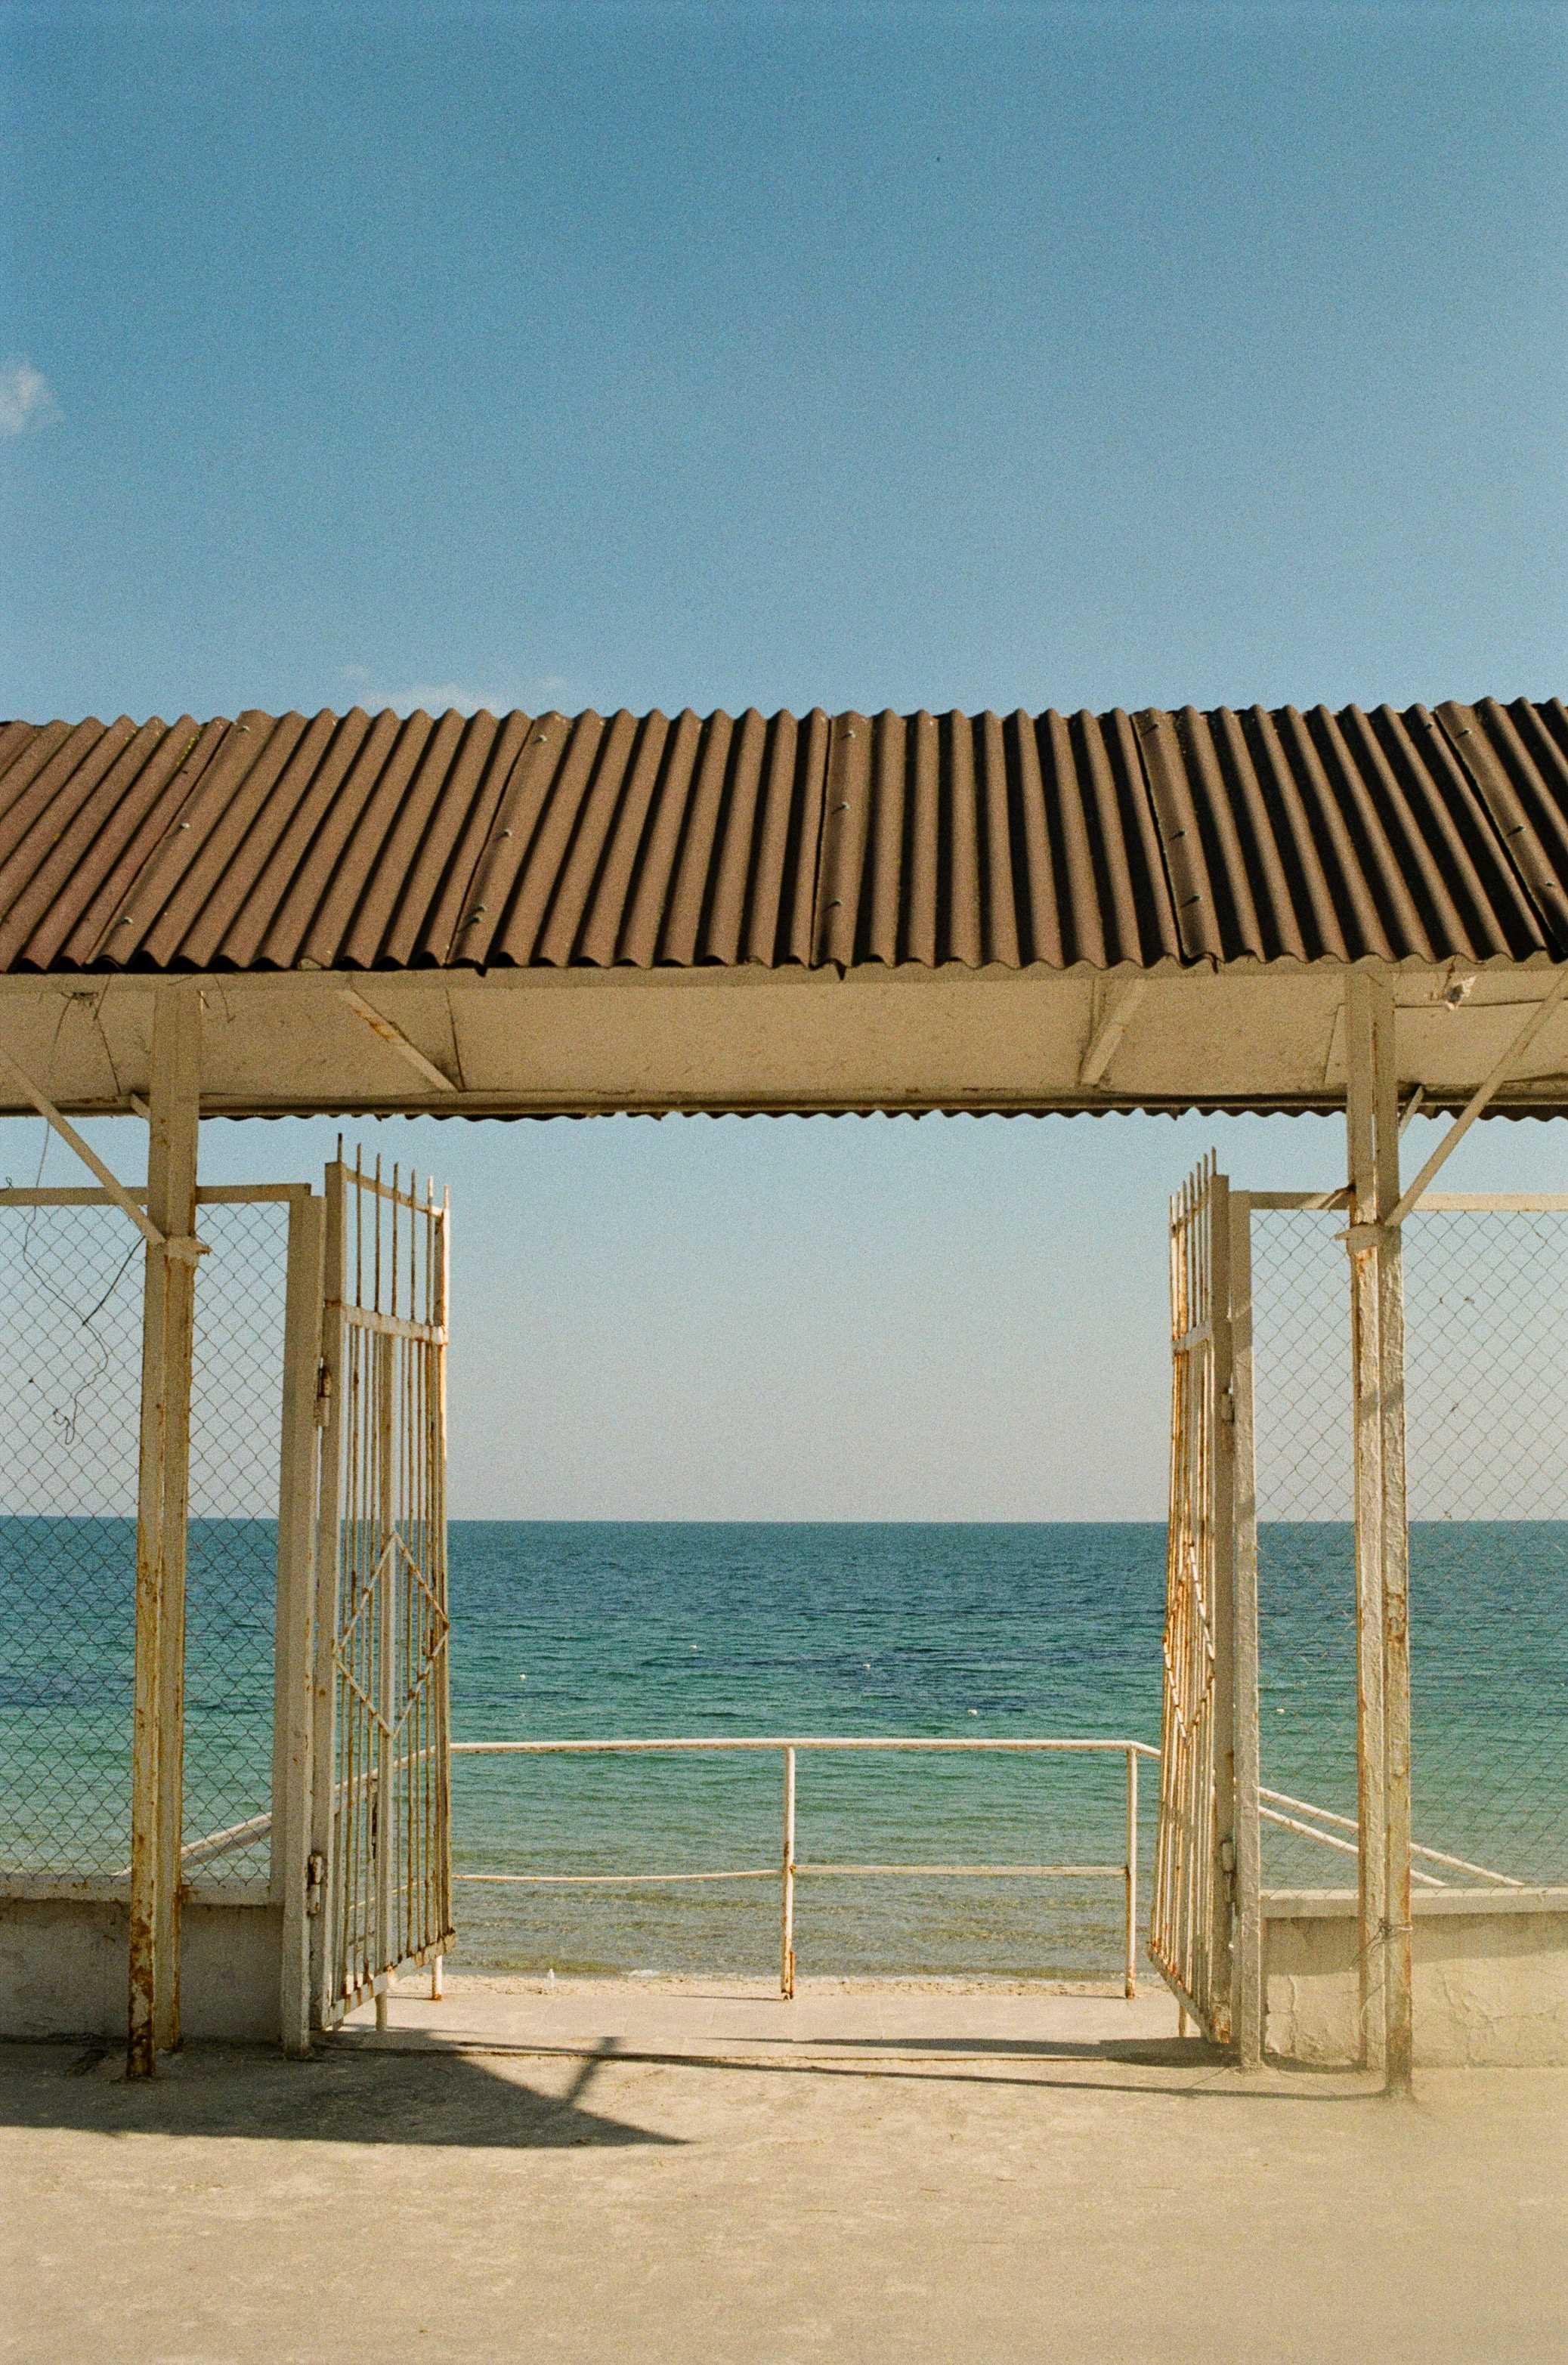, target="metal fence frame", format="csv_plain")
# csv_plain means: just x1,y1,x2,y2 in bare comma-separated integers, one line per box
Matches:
1221,1182,1568,2066
0,1179,317,1910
